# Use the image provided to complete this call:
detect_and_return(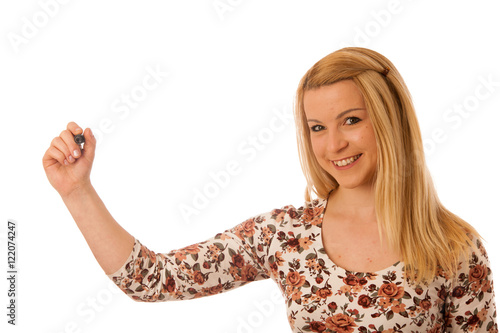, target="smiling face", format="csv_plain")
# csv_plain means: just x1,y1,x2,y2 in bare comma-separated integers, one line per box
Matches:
303,80,378,190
